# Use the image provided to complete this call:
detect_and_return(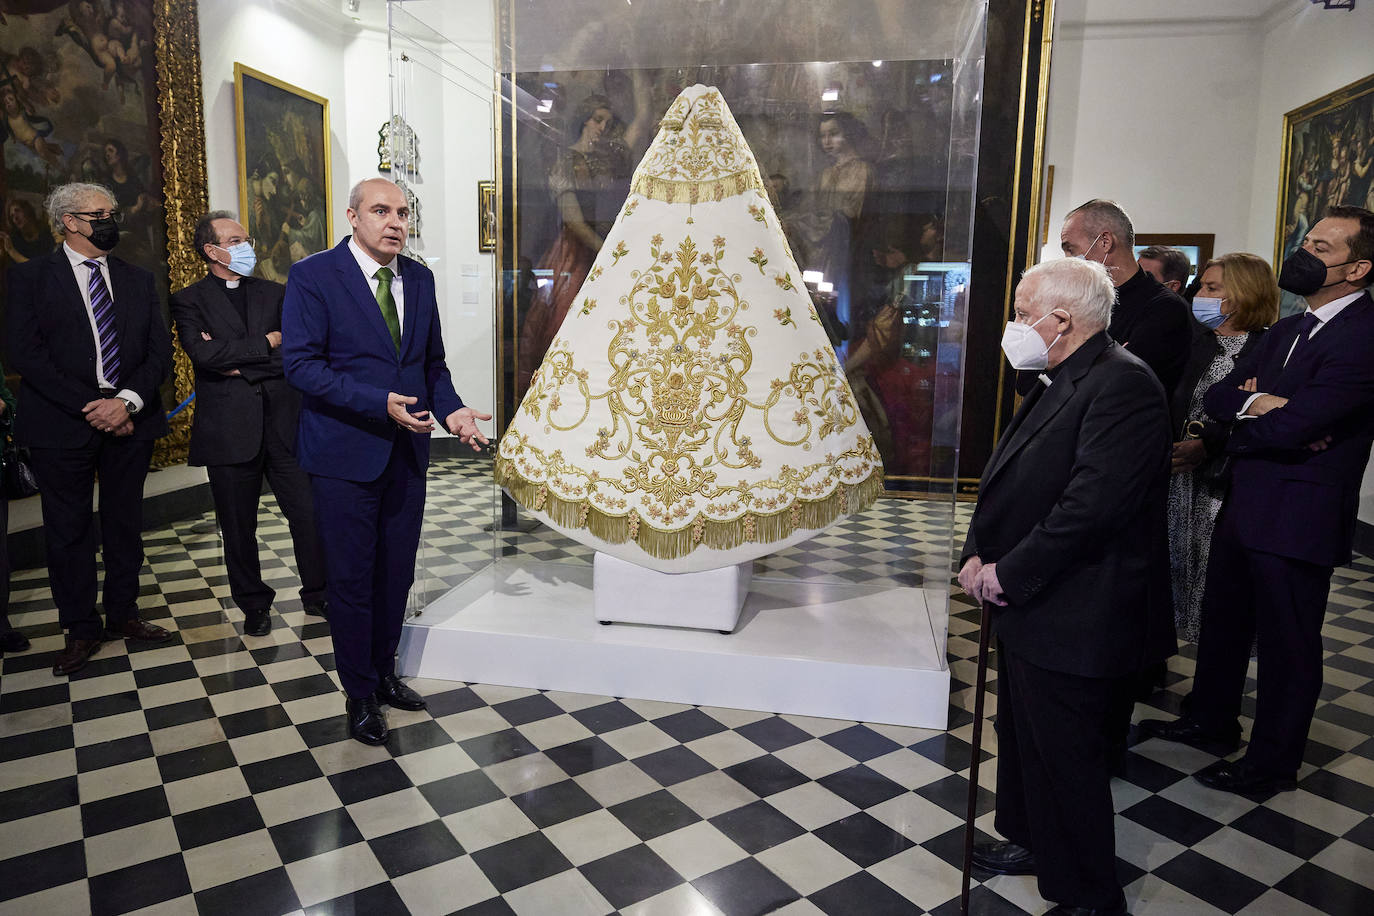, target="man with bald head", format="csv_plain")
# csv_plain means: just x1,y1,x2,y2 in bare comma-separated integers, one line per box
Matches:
6,182,173,676
959,257,1172,915
1061,199,1192,397
283,178,490,745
